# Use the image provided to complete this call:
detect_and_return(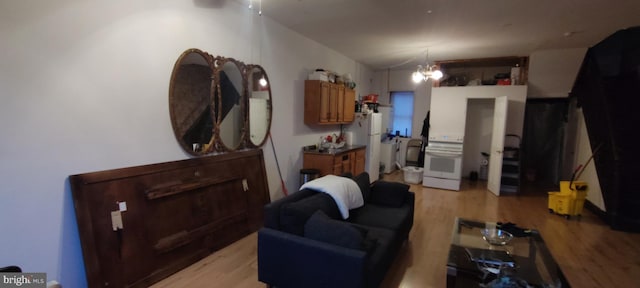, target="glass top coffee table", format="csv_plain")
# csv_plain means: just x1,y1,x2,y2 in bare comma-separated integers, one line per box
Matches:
447,217,570,287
